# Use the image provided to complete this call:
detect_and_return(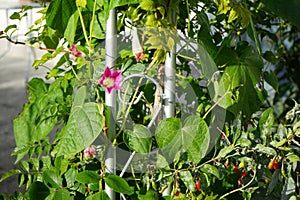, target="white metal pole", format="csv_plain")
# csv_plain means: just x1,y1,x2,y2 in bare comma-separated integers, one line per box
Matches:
162,11,176,196
105,8,117,200
162,46,176,197
164,51,176,118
